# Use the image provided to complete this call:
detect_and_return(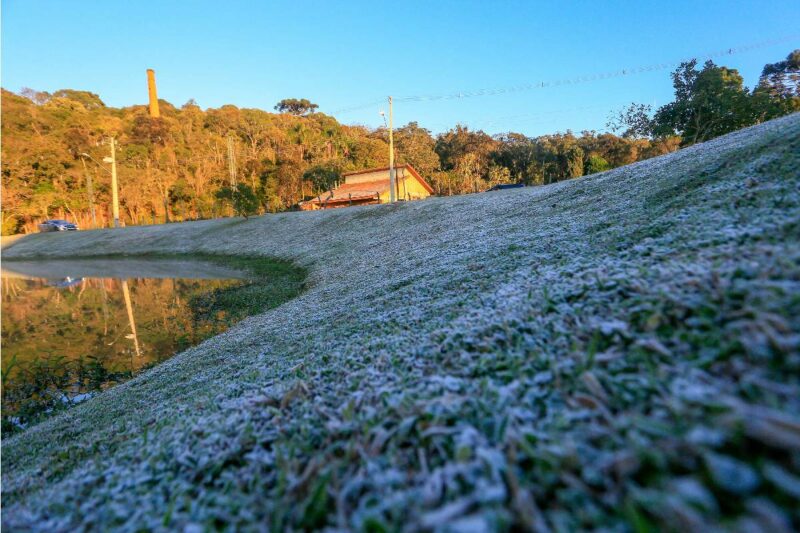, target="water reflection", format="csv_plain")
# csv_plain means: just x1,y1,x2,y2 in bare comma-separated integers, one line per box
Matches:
1,268,243,431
